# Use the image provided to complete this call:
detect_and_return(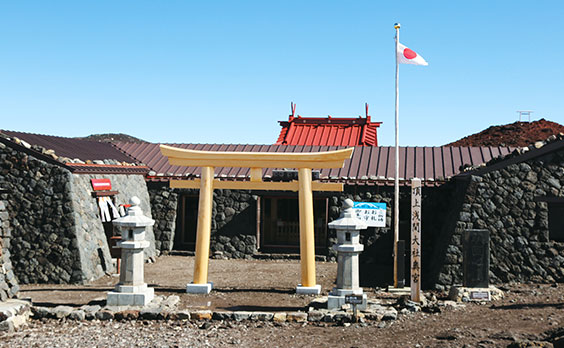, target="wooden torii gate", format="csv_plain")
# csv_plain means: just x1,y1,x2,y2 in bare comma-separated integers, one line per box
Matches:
160,145,354,294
